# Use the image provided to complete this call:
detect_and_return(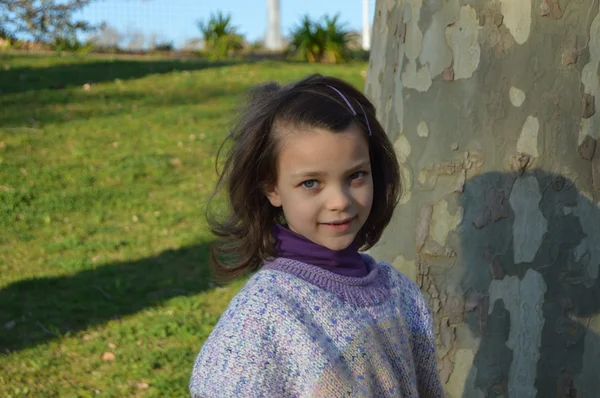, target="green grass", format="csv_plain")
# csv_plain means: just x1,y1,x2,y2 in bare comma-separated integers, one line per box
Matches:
0,53,368,397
